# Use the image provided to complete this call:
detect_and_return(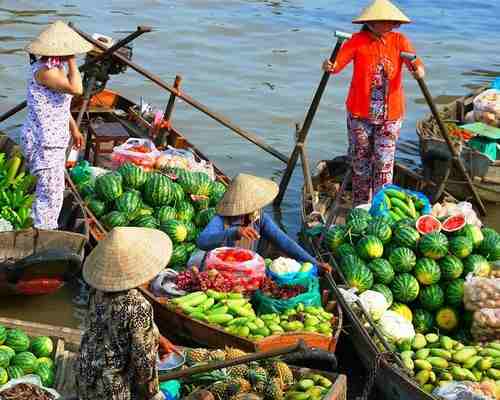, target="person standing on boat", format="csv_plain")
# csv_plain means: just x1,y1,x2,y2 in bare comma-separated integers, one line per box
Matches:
197,173,331,272
76,227,176,400
322,0,425,206
21,21,89,229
